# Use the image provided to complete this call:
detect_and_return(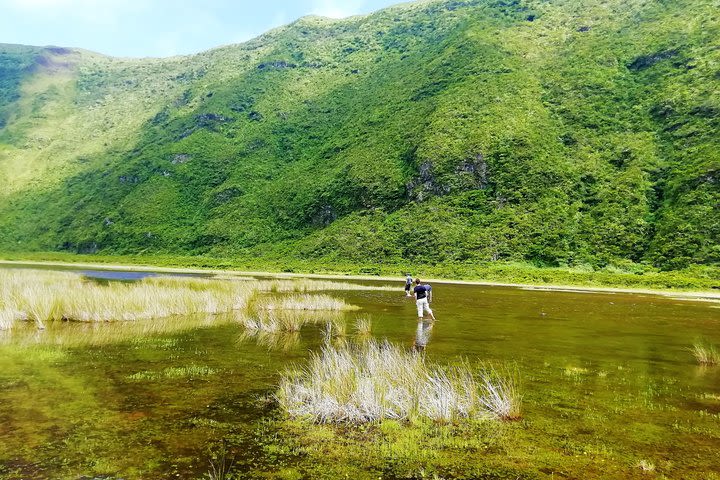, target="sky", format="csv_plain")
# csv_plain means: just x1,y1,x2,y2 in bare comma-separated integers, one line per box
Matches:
0,0,410,58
